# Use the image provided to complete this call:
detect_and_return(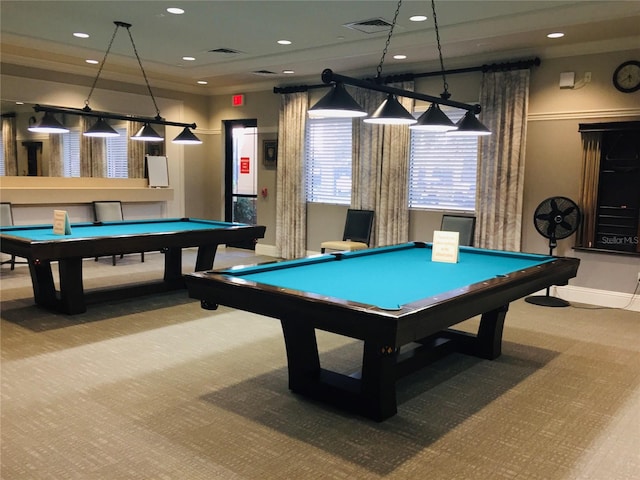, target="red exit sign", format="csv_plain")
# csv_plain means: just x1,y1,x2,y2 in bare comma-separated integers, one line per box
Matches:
240,157,250,174
232,94,244,107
